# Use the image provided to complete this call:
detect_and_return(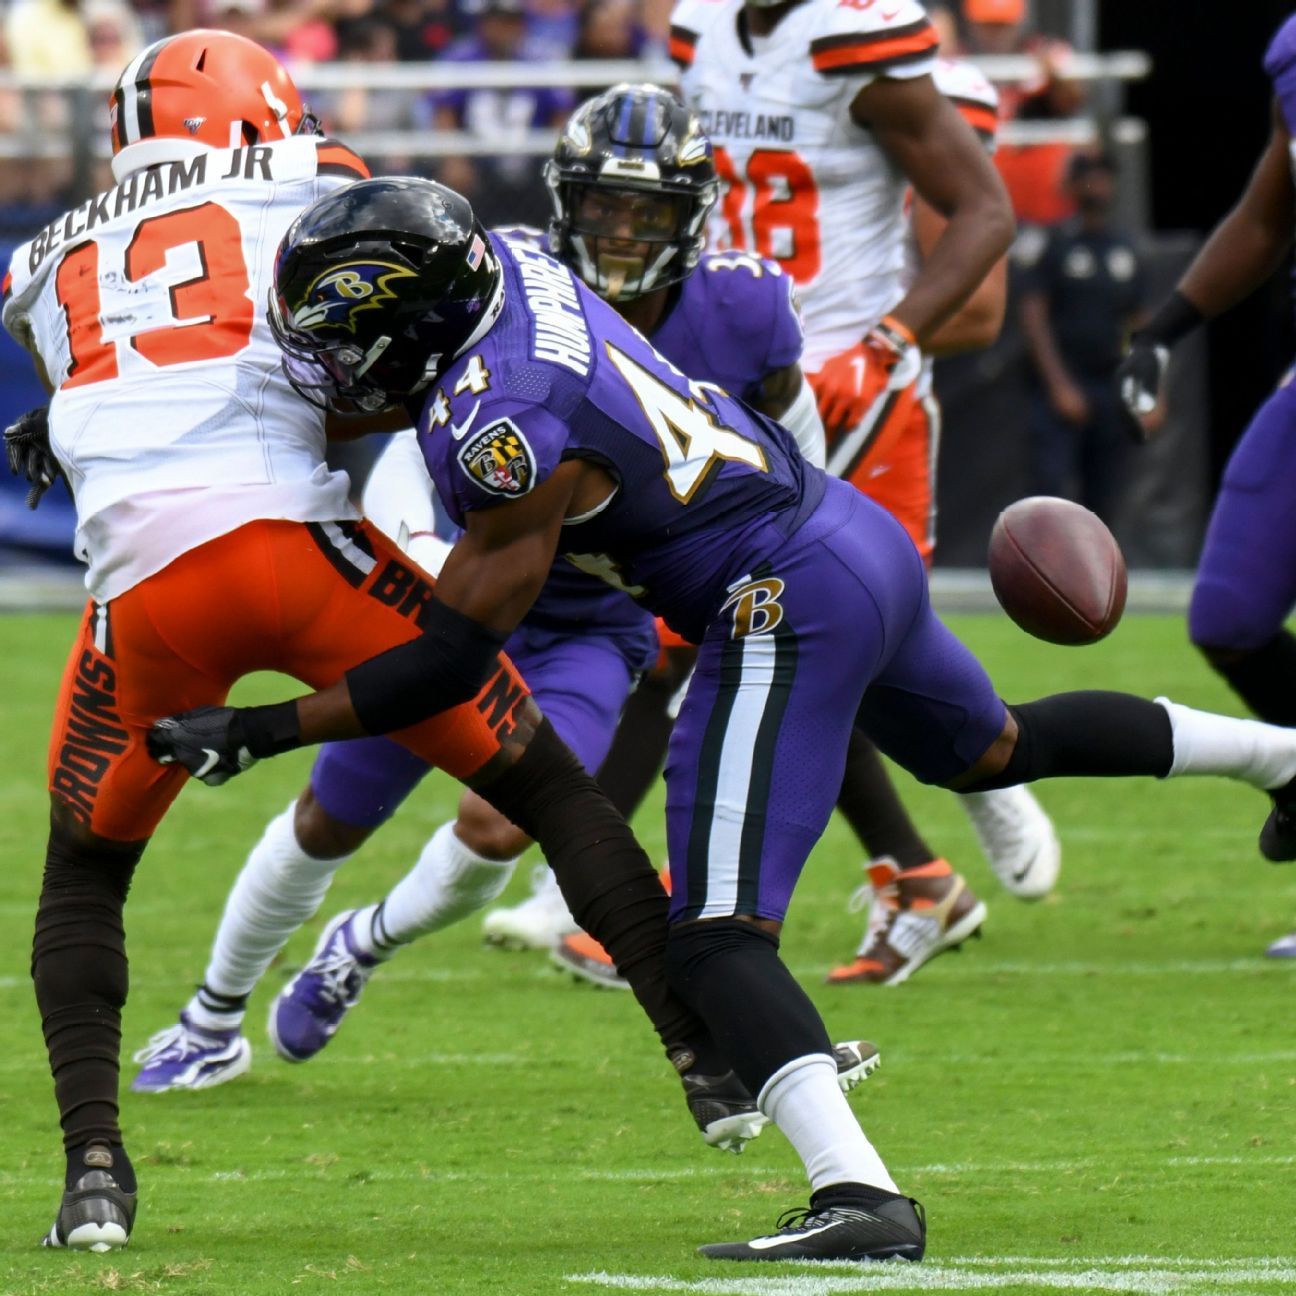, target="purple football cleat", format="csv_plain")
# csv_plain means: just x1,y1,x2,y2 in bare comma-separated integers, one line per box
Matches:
131,1012,251,1092
269,910,379,1062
